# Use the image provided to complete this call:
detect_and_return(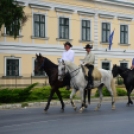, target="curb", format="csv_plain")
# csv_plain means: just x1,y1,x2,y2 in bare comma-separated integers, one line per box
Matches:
0,96,130,110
